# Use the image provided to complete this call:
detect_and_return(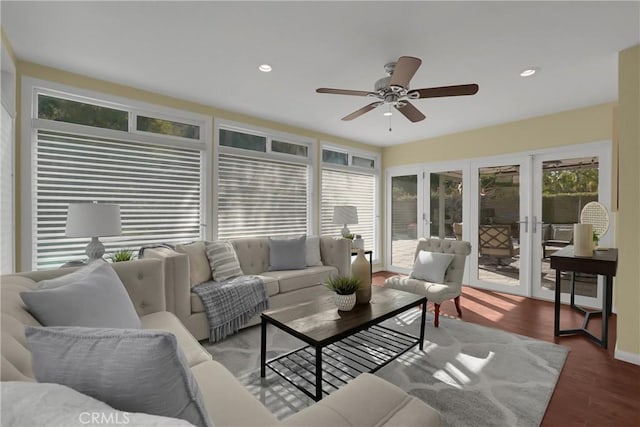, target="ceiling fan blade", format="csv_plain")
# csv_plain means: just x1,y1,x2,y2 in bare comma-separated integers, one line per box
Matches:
316,88,373,97
409,84,479,99
395,102,426,123
389,56,422,89
341,102,381,121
